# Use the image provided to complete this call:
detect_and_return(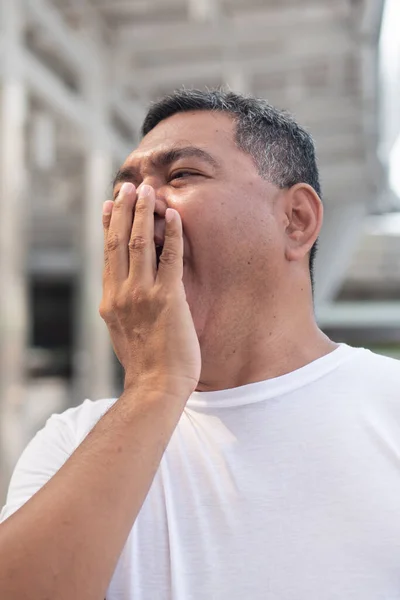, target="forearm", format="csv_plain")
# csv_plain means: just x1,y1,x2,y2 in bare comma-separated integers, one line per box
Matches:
0,386,187,600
